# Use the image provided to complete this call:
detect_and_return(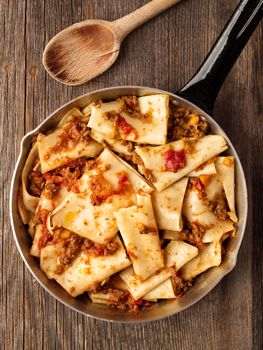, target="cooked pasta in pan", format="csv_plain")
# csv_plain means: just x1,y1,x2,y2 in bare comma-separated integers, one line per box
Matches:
18,94,238,312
